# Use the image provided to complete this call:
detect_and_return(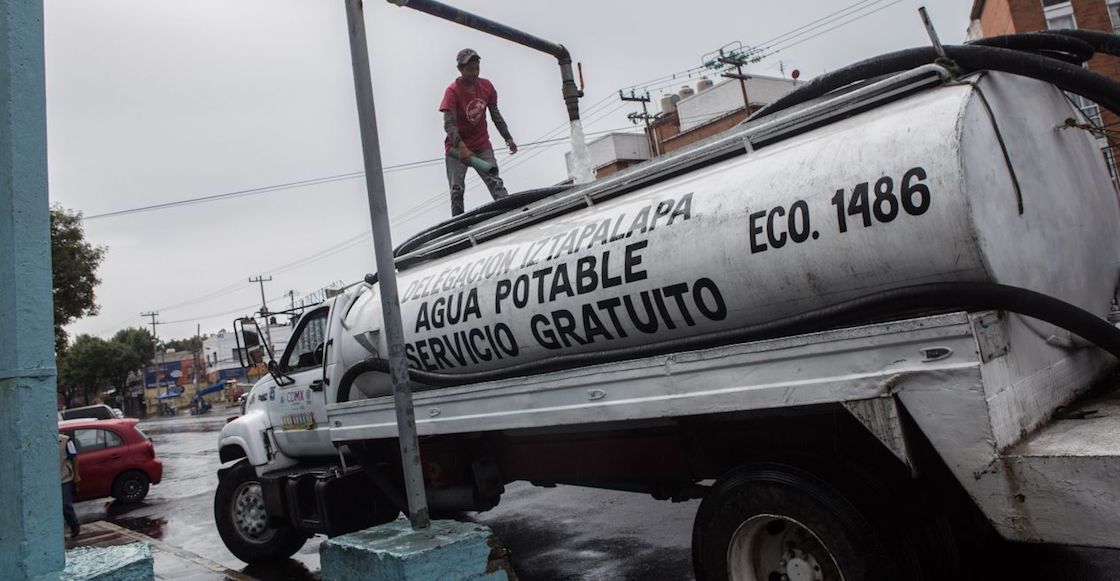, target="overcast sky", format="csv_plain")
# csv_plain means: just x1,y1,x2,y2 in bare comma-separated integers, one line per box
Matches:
45,0,974,343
